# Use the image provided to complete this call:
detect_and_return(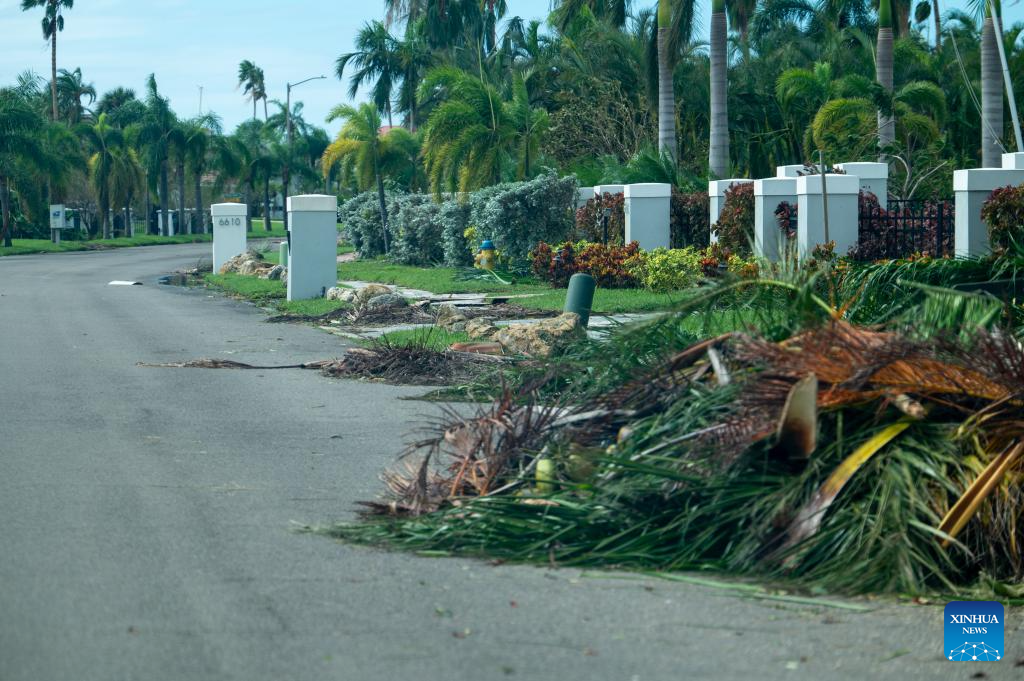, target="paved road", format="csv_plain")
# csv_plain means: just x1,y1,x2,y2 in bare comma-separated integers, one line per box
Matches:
0,244,1018,681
